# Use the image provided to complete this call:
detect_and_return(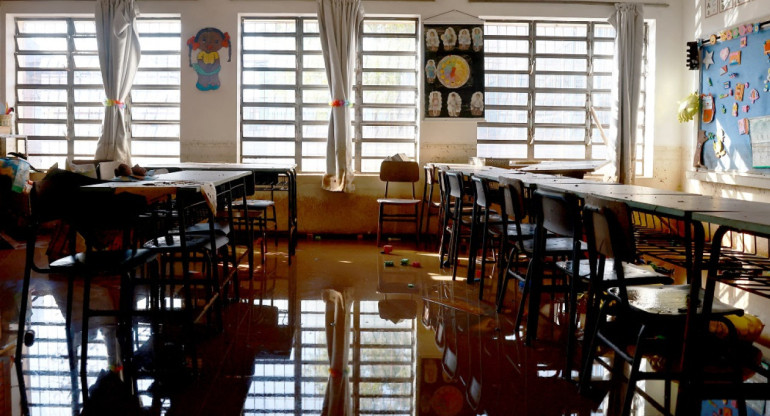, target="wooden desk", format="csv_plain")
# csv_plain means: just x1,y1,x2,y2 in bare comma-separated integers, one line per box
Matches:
518,160,606,178
146,162,298,262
